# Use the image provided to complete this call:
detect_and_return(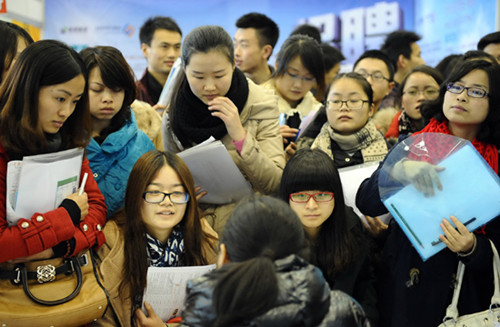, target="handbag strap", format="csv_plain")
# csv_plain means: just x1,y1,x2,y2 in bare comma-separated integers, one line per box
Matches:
490,239,500,304
21,255,83,306
442,239,500,322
